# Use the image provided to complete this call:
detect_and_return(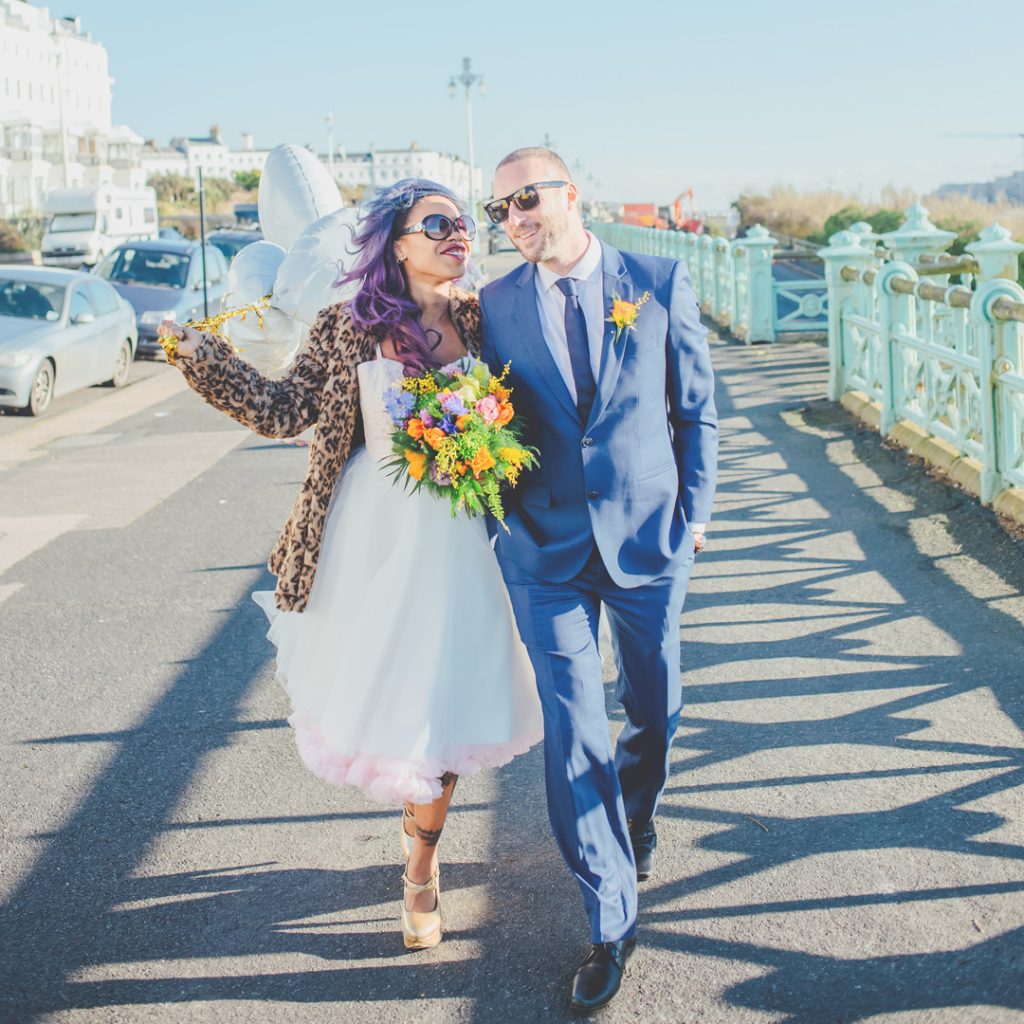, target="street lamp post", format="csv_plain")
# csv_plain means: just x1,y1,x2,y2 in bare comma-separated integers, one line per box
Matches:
448,58,484,217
